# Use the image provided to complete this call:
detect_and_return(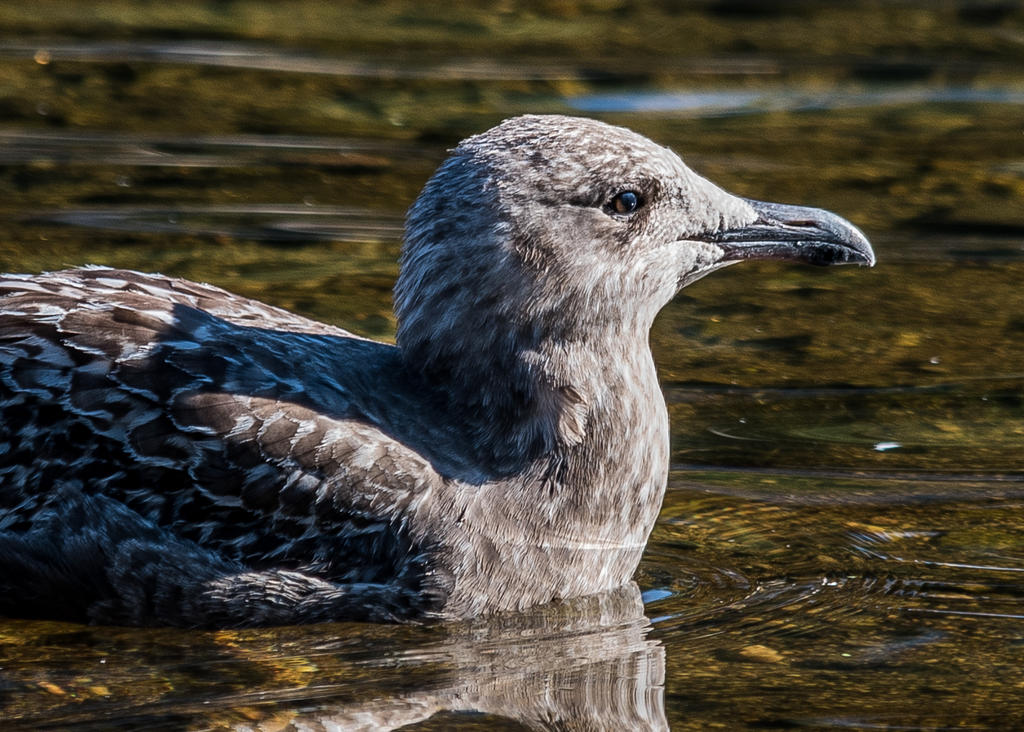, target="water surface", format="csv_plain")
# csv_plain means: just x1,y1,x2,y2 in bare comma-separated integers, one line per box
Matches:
0,2,1022,728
